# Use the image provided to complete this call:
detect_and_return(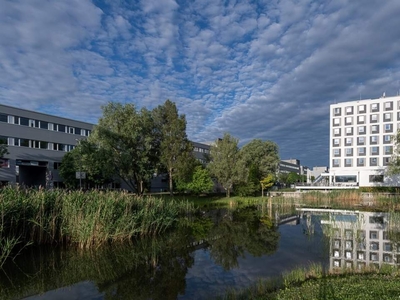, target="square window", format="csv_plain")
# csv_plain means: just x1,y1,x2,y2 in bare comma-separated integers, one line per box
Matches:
346,106,353,114
345,117,353,125
370,231,378,239
333,118,340,126
345,158,352,167
358,105,366,113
